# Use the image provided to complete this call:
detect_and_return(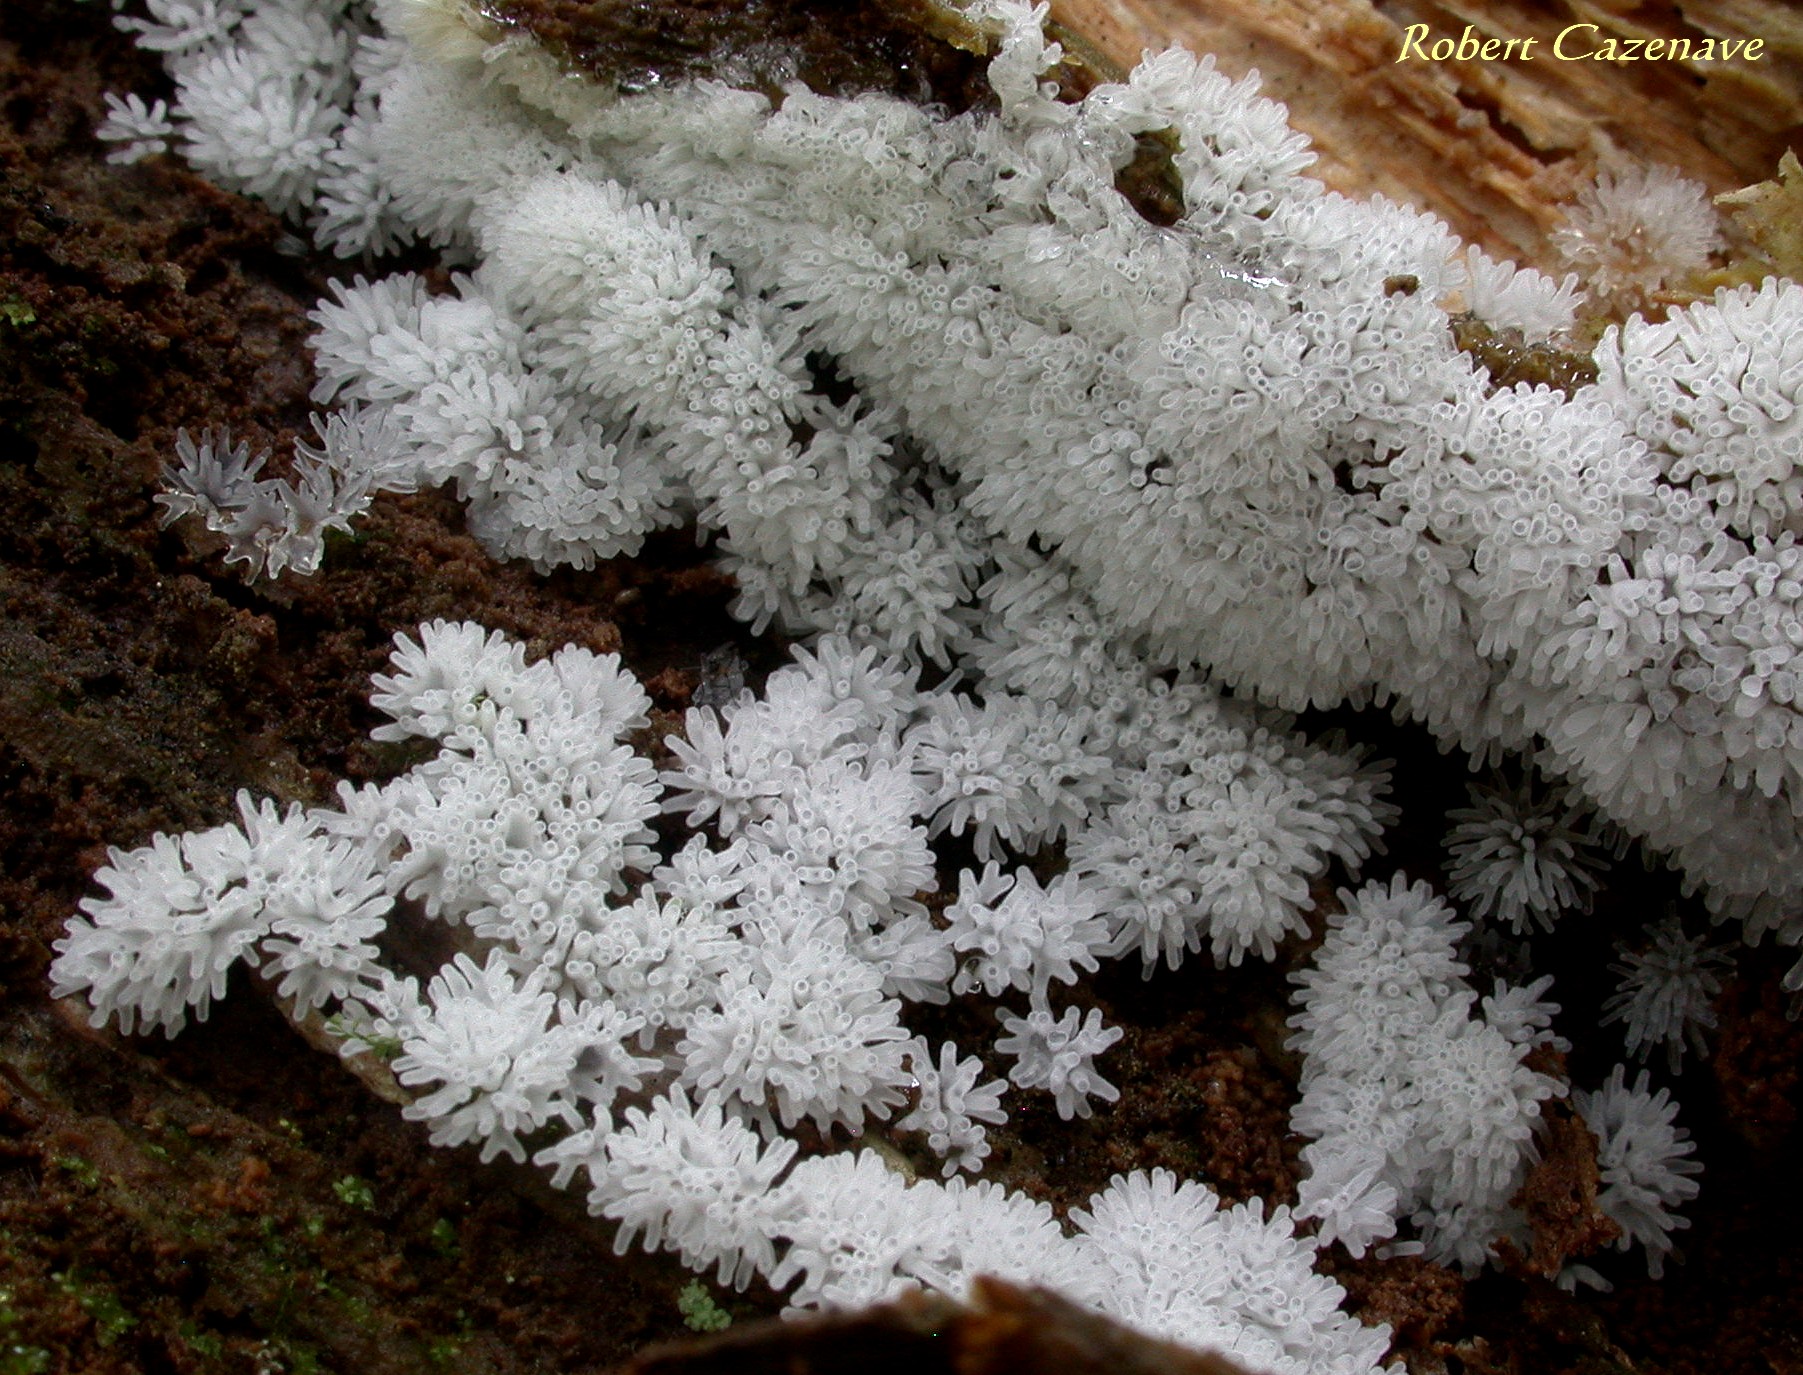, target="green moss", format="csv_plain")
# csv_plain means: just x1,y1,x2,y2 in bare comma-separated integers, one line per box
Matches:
428,1216,461,1259
677,1279,732,1333
326,1014,402,1059
50,1153,101,1190
313,1273,376,1331
177,1322,225,1360
51,1269,136,1348
1716,150,1803,284
0,1347,51,1375
0,1288,52,1375
425,1334,463,1366
332,1175,376,1212
260,1215,293,1268
1450,314,1598,397
424,1308,476,1366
